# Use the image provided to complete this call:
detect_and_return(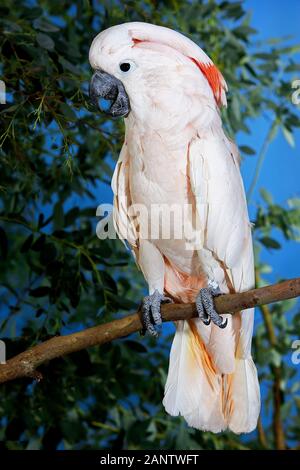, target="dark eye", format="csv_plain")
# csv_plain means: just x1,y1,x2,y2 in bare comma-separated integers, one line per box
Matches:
119,62,131,72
